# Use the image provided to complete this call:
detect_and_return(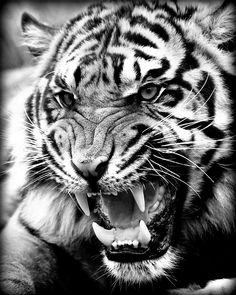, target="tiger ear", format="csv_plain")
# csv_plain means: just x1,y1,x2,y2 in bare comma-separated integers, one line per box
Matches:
200,2,235,46
21,12,57,57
